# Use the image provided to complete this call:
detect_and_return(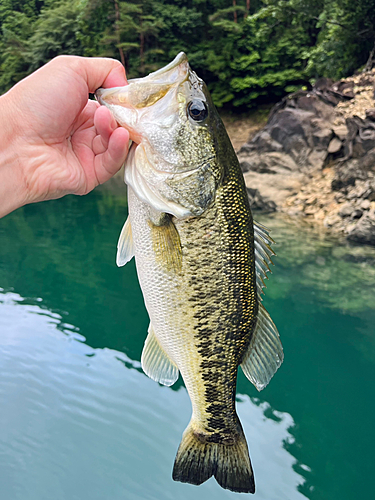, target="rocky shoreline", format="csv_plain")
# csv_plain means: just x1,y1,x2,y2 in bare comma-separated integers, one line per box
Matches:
238,70,375,246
